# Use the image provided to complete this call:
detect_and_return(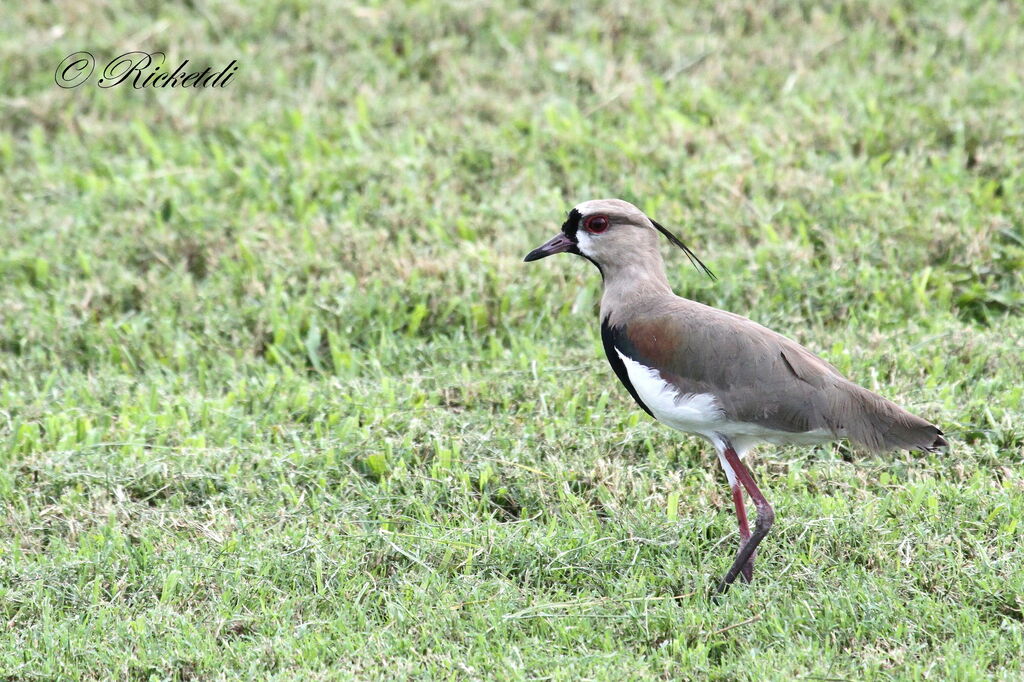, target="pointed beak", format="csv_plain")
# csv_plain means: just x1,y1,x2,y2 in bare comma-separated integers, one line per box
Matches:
524,233,575,262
